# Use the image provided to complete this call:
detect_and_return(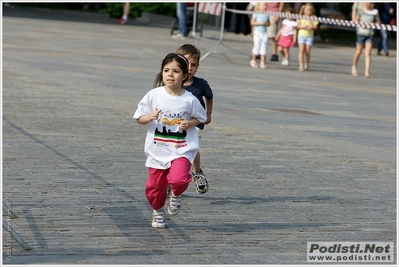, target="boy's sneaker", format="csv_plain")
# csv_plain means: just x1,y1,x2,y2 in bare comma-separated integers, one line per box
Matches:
192,169,209,194
152,209,166,228
168,193,181,215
